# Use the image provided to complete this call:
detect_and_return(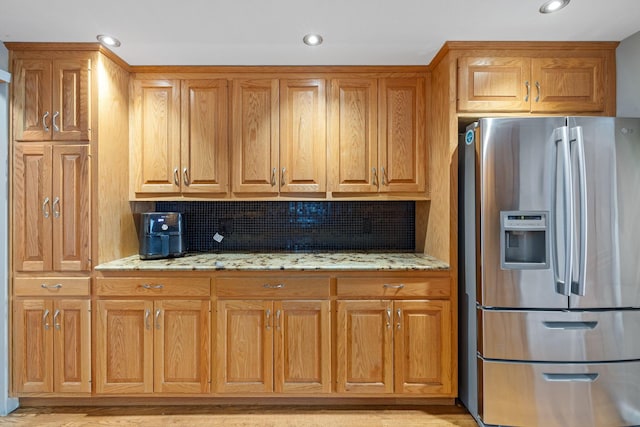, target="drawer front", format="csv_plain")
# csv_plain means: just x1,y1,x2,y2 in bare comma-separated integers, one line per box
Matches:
481,309,640,362
481,359,640,427
336,277,450,298
215,277,330,298
96,277,210,297
14,277,90,296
